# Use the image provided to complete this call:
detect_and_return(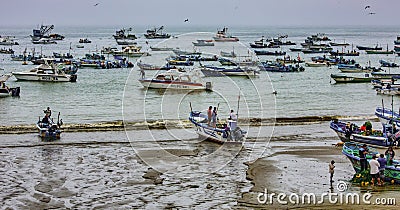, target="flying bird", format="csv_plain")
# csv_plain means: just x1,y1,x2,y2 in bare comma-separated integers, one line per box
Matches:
365,5,370,9
184,19,189,22
369,12,376,15
94,3,99,6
